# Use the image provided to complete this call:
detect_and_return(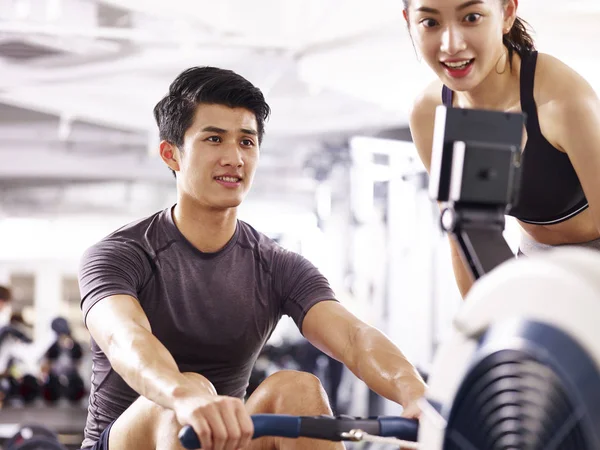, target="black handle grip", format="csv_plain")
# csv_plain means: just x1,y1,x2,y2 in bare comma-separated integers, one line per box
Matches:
379,417,419,441
178,414,419,449
178,414,301,449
